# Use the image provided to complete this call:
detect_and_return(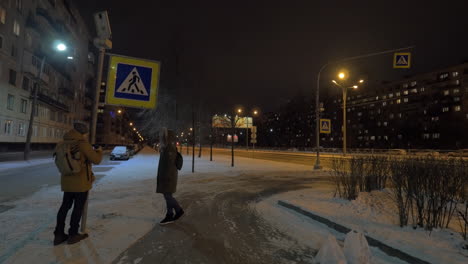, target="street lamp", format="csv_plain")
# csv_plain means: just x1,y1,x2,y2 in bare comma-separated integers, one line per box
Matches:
129,122,133,126
56,43,67,51
133,128,136,131
332,77,363,155
117,109,122,114
24,40,68,160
